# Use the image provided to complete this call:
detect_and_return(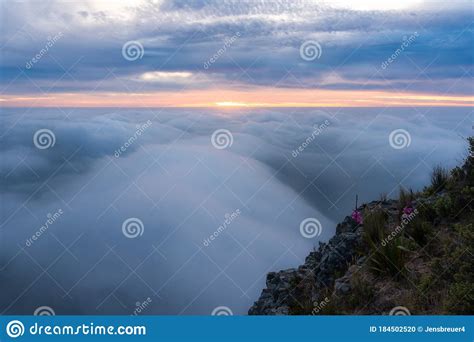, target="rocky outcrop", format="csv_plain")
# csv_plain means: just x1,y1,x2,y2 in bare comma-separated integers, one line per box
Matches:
249,137,473,315
248,200,397,315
